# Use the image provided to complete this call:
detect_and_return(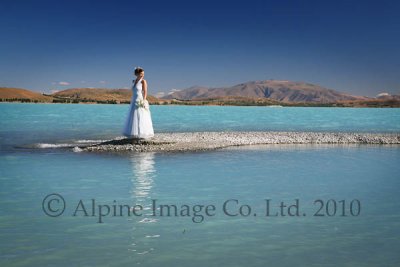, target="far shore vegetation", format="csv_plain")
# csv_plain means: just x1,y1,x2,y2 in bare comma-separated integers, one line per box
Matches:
1,97,399,108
